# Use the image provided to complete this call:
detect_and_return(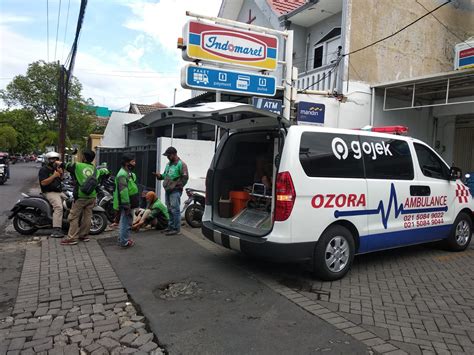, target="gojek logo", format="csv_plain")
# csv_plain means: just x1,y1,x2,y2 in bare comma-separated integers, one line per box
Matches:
331,137,393,160
202,31,266,61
